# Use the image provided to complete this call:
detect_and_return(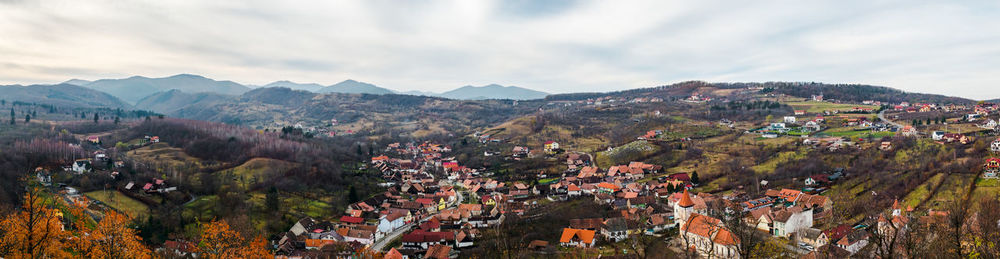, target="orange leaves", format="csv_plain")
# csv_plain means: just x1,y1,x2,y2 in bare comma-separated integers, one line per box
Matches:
0,188,69,259
74,210,152,259
196,219,271,259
